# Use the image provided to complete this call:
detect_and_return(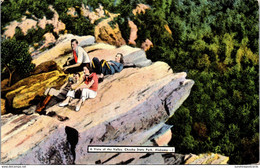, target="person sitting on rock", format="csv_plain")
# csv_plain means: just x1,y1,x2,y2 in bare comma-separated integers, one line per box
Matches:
92,53,126,79
36,73,81,113
63,39,91,73
59,66,98,112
